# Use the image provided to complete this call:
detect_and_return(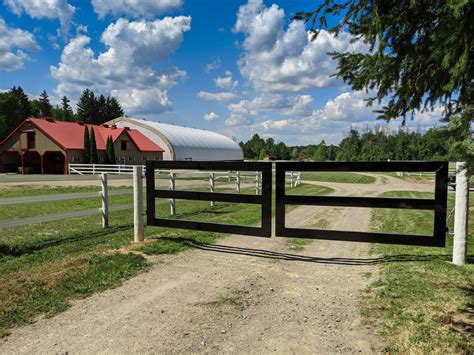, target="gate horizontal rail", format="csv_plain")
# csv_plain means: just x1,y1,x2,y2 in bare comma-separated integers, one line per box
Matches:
146,161,272,237
276,161,448,247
